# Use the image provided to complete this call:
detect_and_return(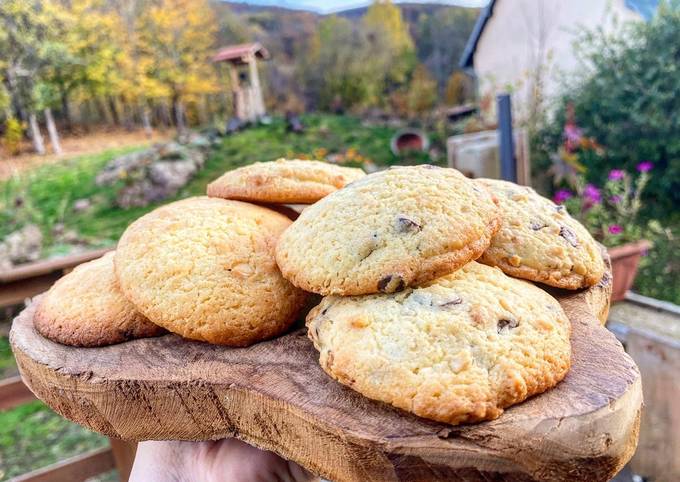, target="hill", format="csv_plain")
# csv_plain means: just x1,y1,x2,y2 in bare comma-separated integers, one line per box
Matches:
217,1,479,85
